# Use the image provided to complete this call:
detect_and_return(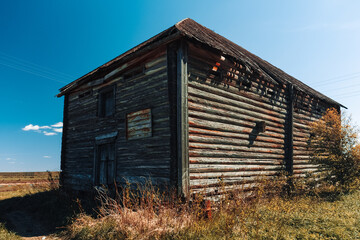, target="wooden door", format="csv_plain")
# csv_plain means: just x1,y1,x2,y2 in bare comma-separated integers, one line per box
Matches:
98,143,115,185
